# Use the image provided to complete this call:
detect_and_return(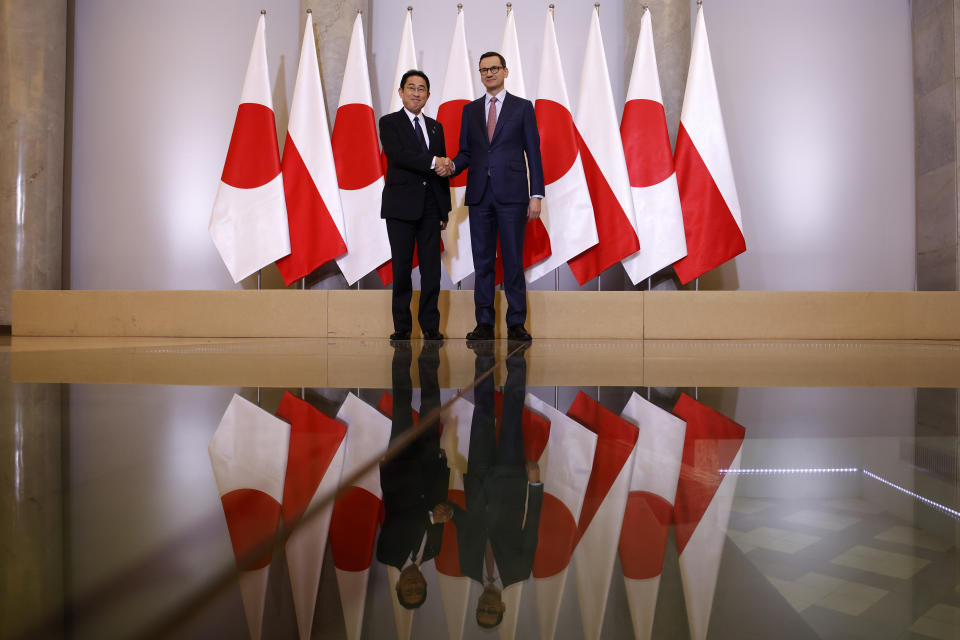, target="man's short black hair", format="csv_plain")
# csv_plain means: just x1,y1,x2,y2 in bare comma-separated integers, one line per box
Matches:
479,51,506,68
400,69,430,91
